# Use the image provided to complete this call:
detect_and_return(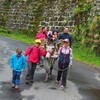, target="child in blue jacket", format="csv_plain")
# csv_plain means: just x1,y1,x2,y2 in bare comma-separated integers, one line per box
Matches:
10,48,26,89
